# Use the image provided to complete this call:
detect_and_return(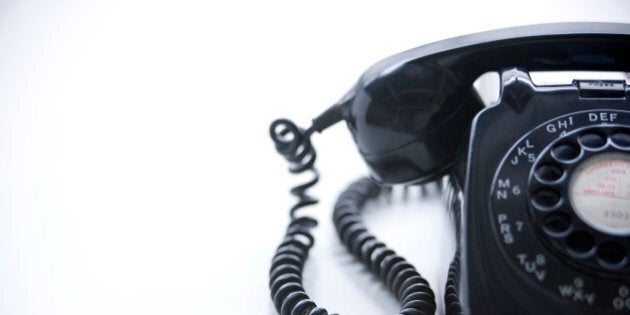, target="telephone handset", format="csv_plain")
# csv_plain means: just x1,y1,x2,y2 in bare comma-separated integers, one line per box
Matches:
269,23,630,315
